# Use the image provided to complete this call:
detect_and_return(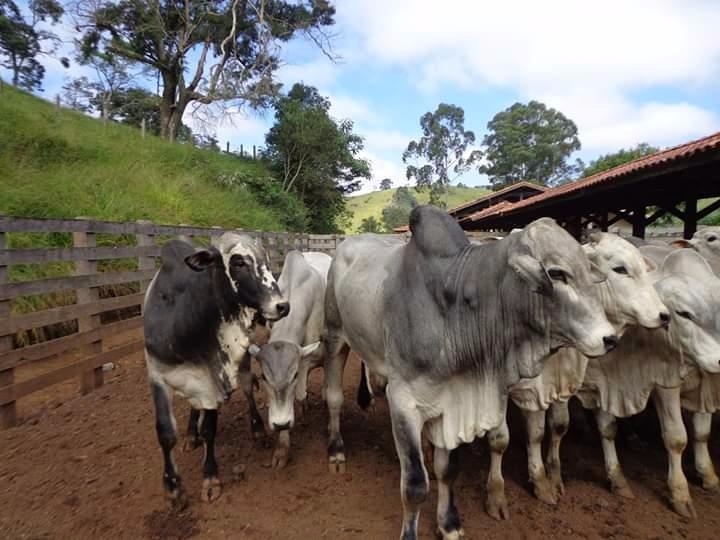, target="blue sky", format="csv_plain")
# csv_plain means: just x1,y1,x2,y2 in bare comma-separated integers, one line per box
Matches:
5,0,720,194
